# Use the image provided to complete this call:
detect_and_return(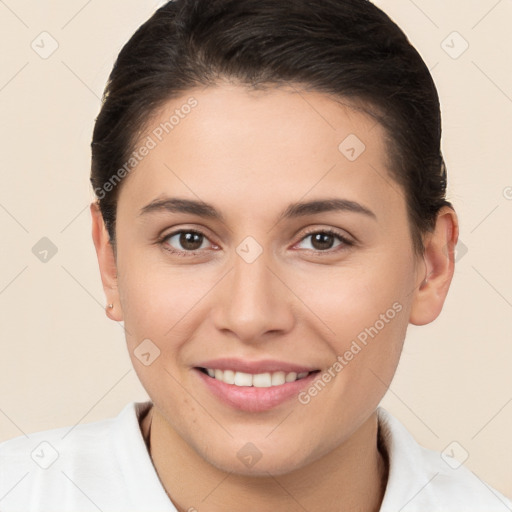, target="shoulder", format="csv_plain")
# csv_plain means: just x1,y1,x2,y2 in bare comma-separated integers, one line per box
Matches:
377,407,512,512
0,401,170,512
0,401,142,467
